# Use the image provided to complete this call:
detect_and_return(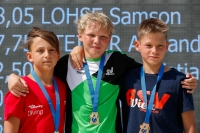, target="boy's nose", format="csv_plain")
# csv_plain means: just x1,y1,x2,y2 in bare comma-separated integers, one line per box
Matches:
94,37,100,44
152,47,158,53
44,50,50,57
